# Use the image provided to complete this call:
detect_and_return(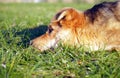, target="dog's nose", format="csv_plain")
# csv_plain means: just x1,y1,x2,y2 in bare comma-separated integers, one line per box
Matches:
30,40,33,45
